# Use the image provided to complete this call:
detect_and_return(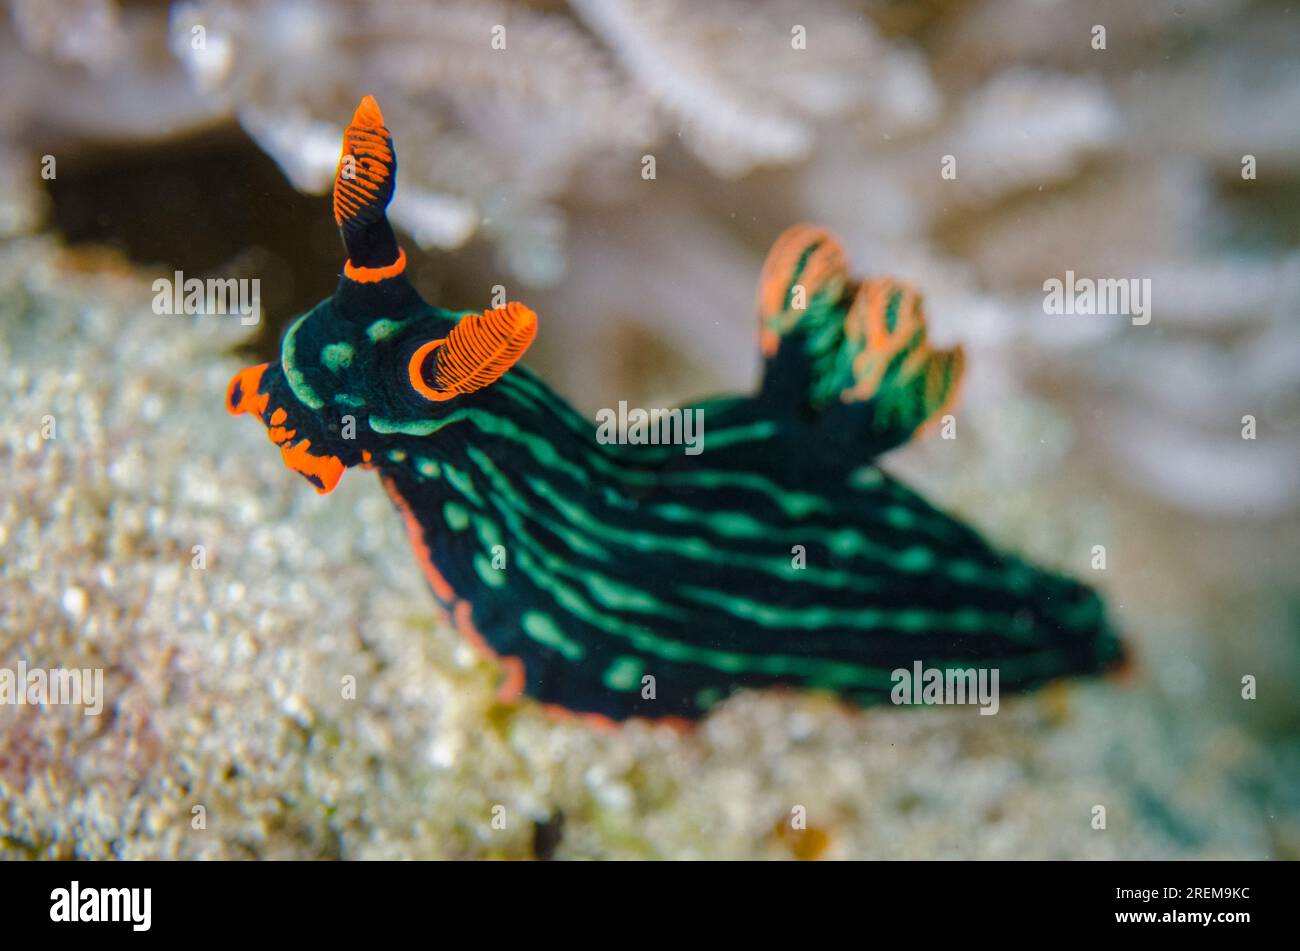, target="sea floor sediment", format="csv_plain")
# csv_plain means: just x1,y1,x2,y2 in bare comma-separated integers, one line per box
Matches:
1,238,1295,859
